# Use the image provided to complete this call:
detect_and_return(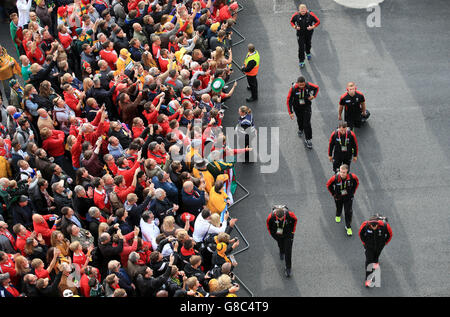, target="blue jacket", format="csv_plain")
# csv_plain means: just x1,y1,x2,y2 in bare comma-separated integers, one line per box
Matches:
181,186,205,216
152,176,179,204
